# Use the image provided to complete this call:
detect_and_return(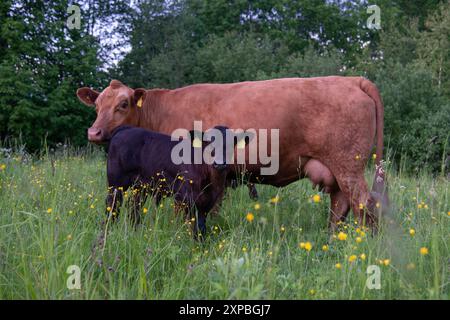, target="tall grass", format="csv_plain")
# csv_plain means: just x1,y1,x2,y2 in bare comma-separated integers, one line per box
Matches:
0,147,448,299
